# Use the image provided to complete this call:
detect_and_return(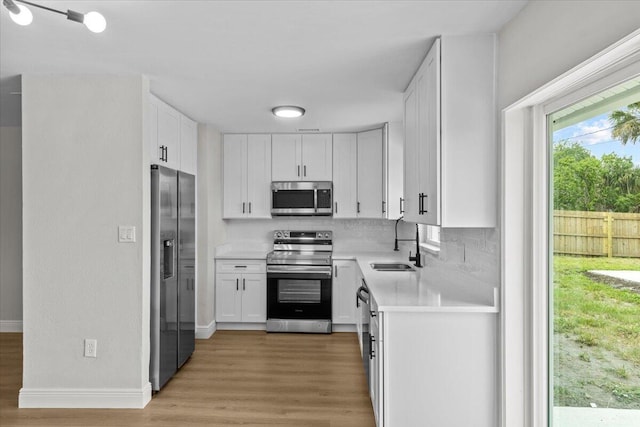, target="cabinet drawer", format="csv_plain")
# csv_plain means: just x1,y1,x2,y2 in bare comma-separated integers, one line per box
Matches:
216,260,266,274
